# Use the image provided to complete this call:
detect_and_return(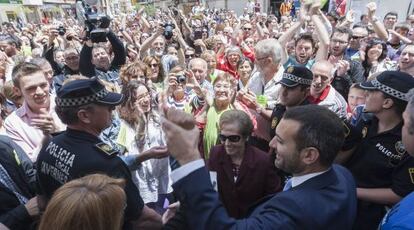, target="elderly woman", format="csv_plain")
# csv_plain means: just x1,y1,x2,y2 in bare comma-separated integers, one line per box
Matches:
117,80,172,214
194,73,256,158
216,46,254,79
208,110,280,218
